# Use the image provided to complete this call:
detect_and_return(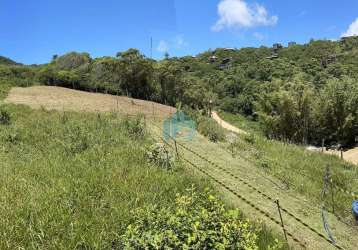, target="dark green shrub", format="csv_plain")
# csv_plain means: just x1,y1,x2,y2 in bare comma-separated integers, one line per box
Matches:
120,189,259,249
122,115,146,139
244,133,256,144
5,132,20,145
63,125,90,154
0,109,11,125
